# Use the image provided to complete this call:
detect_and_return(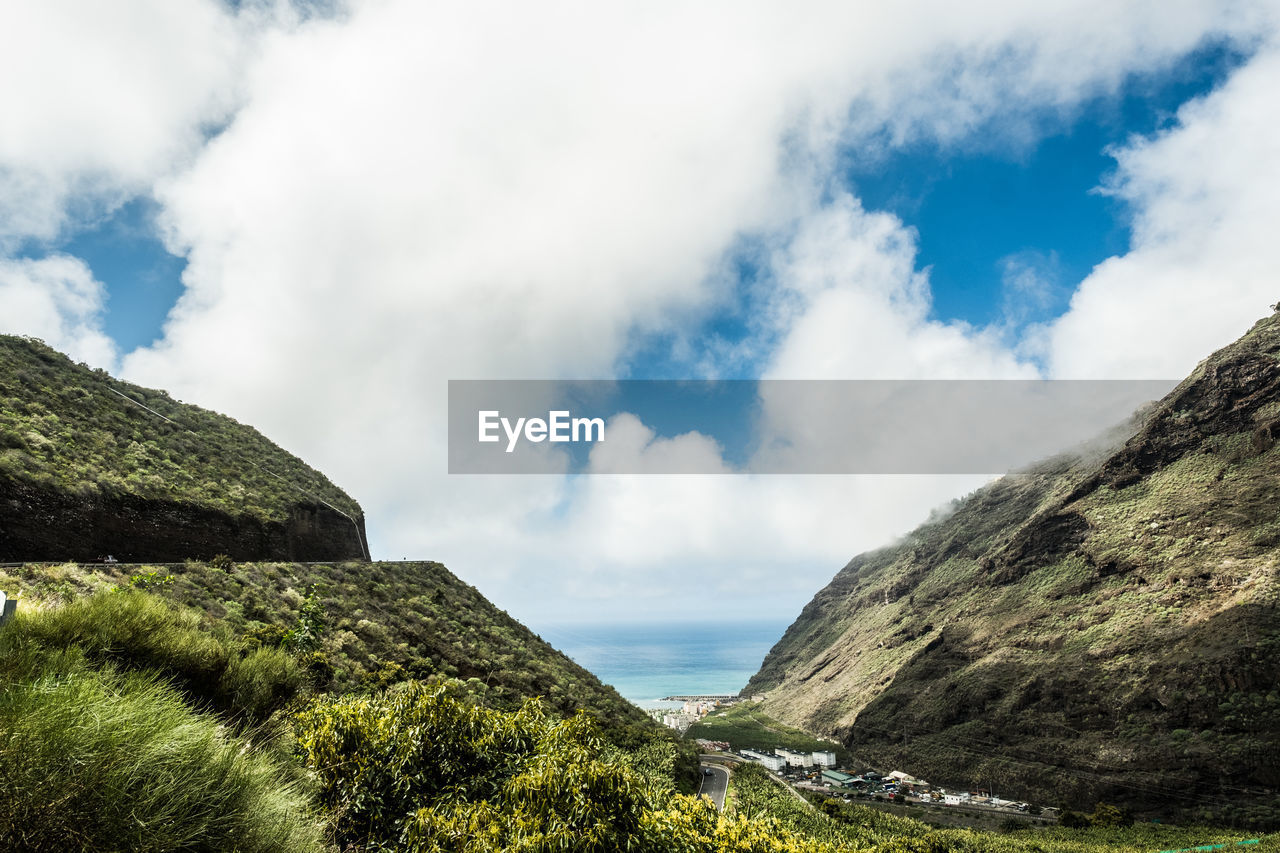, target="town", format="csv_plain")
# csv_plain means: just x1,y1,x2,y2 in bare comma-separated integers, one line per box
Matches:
655,695,1055,821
